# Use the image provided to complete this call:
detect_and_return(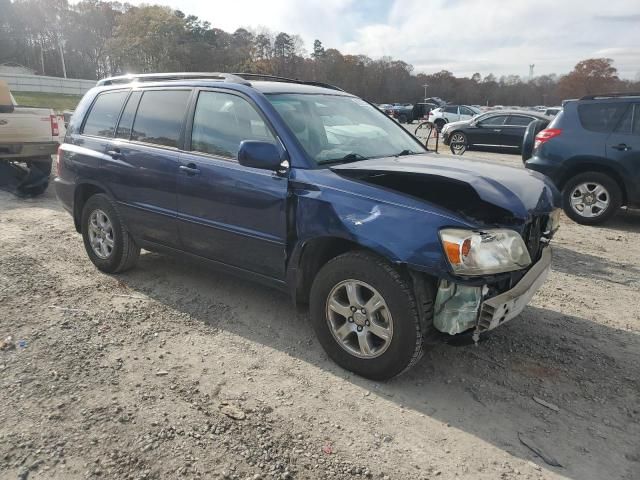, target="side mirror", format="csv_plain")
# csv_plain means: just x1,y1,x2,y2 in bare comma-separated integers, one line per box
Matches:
238,141,284,171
